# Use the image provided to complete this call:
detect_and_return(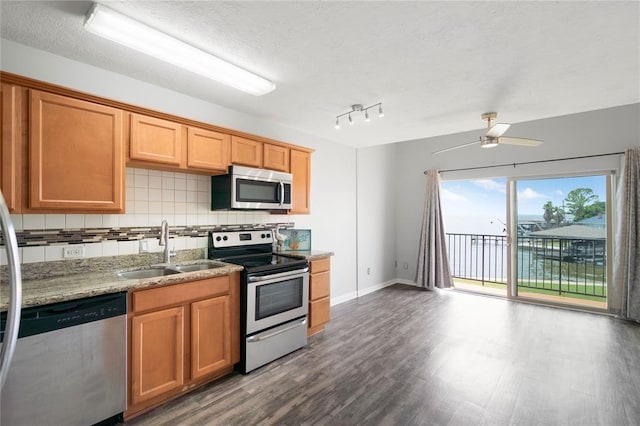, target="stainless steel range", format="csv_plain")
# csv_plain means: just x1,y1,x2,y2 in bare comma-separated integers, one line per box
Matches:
208,229,309,374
